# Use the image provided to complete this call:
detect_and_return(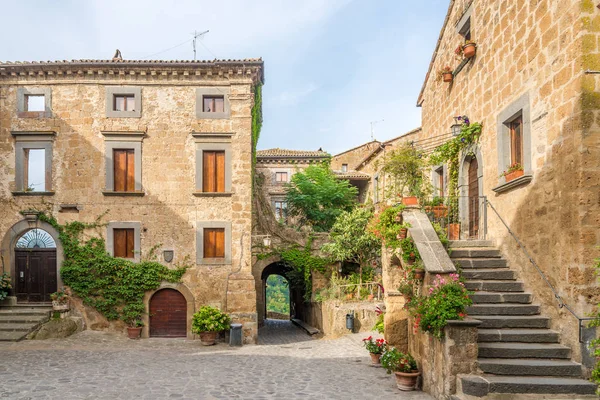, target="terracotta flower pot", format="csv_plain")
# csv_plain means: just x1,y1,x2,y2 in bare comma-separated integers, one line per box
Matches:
199,331,218,346
448,223,460,240
394,370,421,391
401,196,419,206
394,214,403,223
367,294,374,301
463,43,476,58
369,352,382,366
127,327,142,339
397,228,408,240
413,269,425,281
442,72,453,83
504,169,524,182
